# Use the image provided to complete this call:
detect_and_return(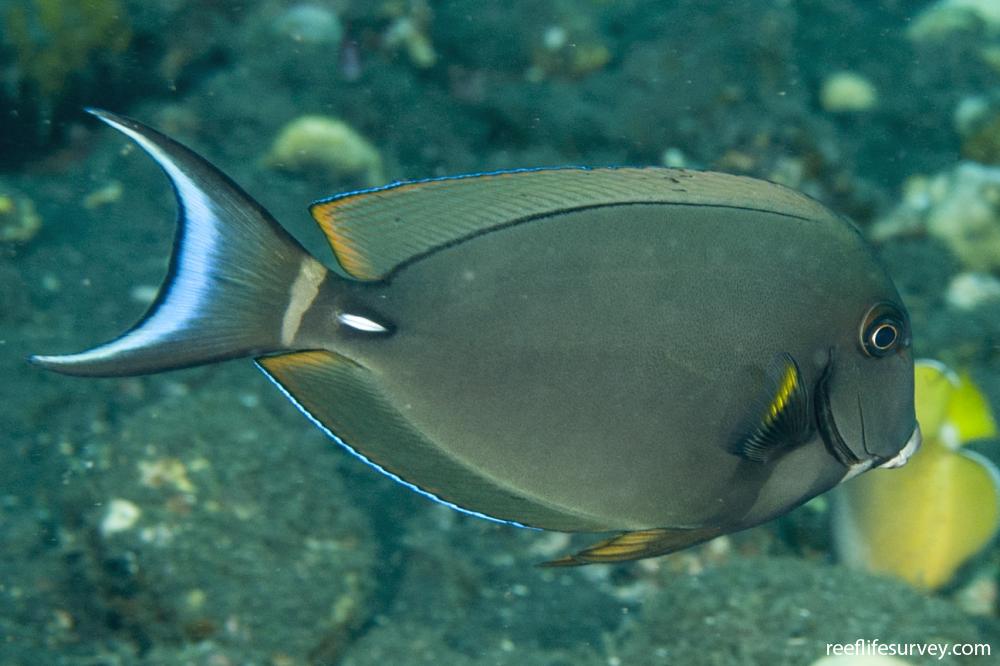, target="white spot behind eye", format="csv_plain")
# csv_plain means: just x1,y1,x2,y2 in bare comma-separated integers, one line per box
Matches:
338,312,389,333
